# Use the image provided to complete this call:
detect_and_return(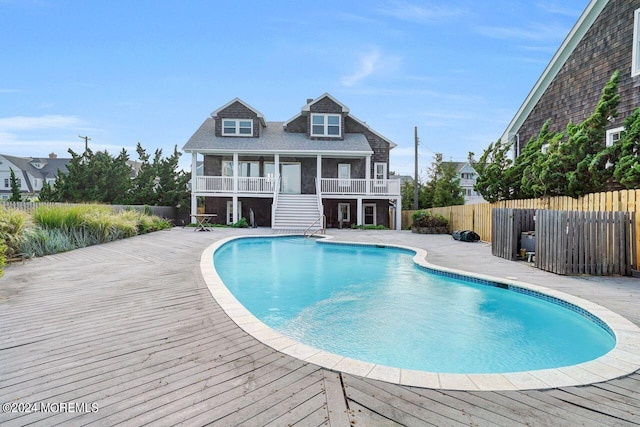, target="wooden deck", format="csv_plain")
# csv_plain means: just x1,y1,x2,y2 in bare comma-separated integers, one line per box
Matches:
0,228,639,426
